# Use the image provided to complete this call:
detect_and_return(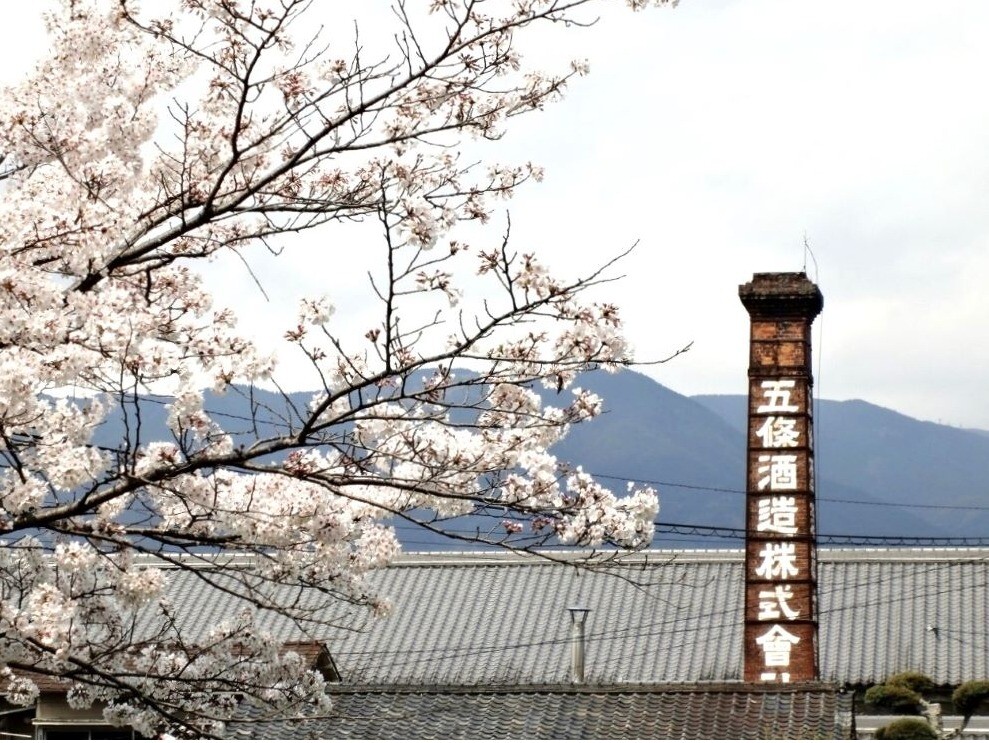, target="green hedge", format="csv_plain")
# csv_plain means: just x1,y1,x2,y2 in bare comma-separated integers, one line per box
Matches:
884,671,935,693
953,680,989,718
874,718,938,739
864,684,923,713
